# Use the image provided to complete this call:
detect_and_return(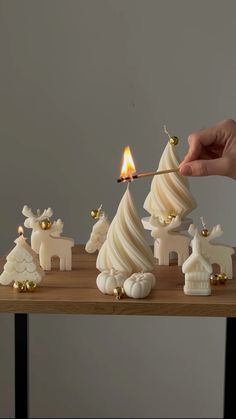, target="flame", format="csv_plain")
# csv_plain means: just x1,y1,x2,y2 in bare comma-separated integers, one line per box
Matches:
120,146,136,178
18,226,24,236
